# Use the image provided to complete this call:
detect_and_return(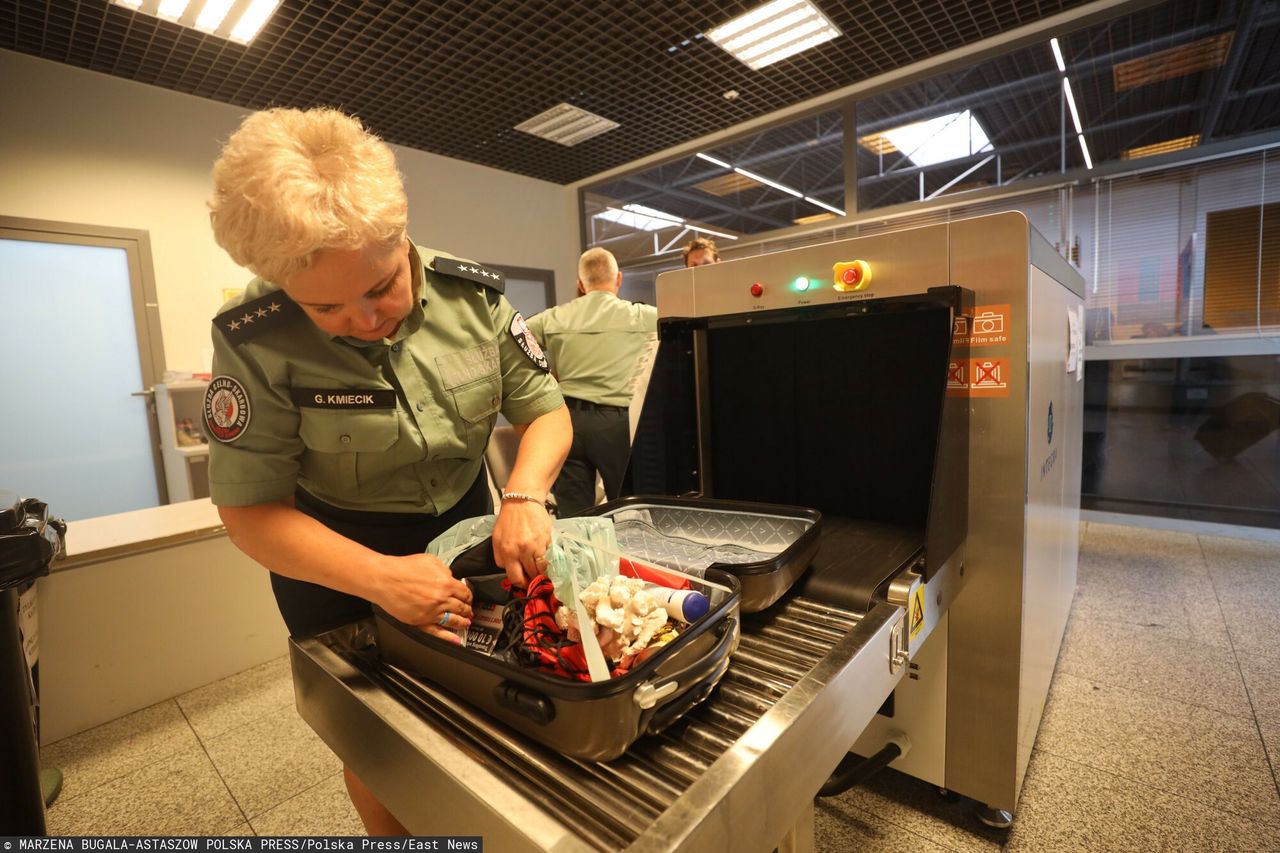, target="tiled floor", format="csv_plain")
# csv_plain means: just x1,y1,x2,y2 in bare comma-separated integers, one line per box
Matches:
41,522,1280,850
